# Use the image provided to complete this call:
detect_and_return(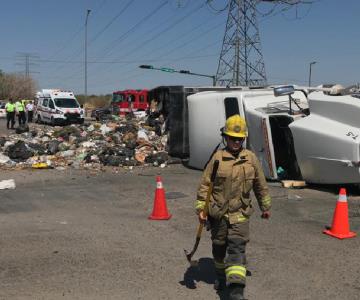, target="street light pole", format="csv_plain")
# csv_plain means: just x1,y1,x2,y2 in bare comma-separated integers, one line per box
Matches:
85,9,91,102
139,65,216,86
308,61,317,87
